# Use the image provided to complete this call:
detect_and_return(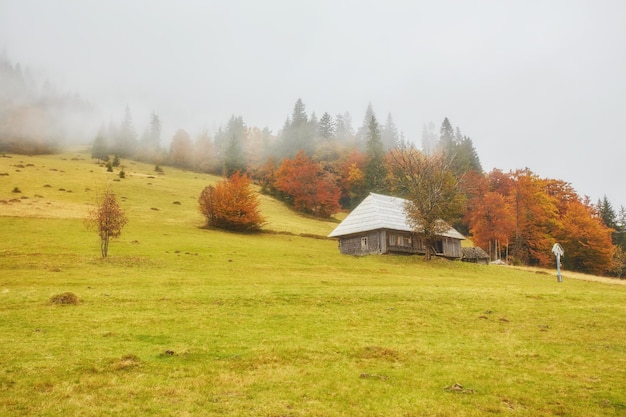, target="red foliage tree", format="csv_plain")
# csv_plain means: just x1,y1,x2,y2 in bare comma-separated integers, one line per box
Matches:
509,170,561,266
467,169,619,274
274,151,341,218
487,168,515,195
198,172,265,232
467,191,515,260
558,201,614,275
